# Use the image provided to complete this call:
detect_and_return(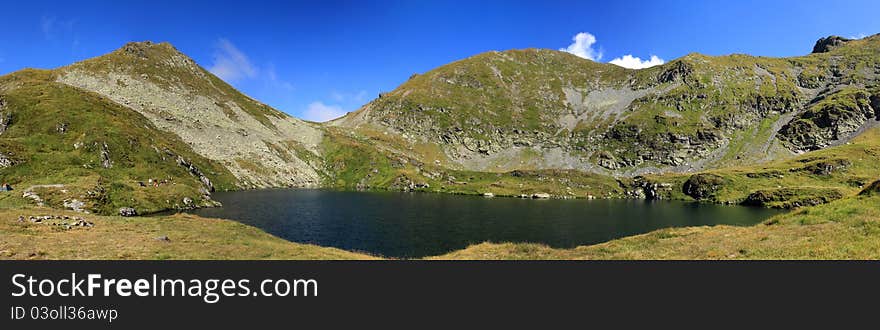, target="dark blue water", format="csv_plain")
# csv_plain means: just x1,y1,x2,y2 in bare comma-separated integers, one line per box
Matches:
185,189,784,258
